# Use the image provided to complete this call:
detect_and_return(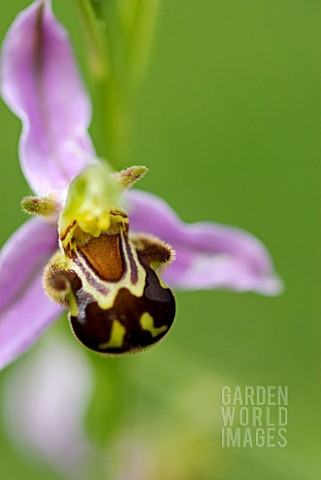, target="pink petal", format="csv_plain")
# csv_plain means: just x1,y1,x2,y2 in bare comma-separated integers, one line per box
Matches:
0,217,63,370
1,1,94,196
126,190,283,295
